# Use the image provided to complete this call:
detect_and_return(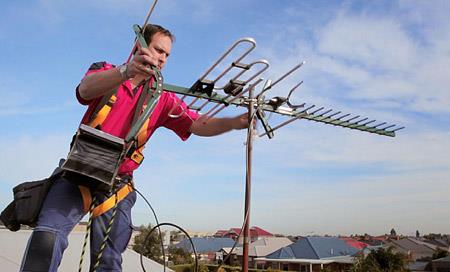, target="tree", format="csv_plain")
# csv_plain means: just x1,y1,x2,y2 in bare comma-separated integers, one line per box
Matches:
432,248,449,260
168,246,193,265
132,224,164,264
351,247,410,272
390,228,397,237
